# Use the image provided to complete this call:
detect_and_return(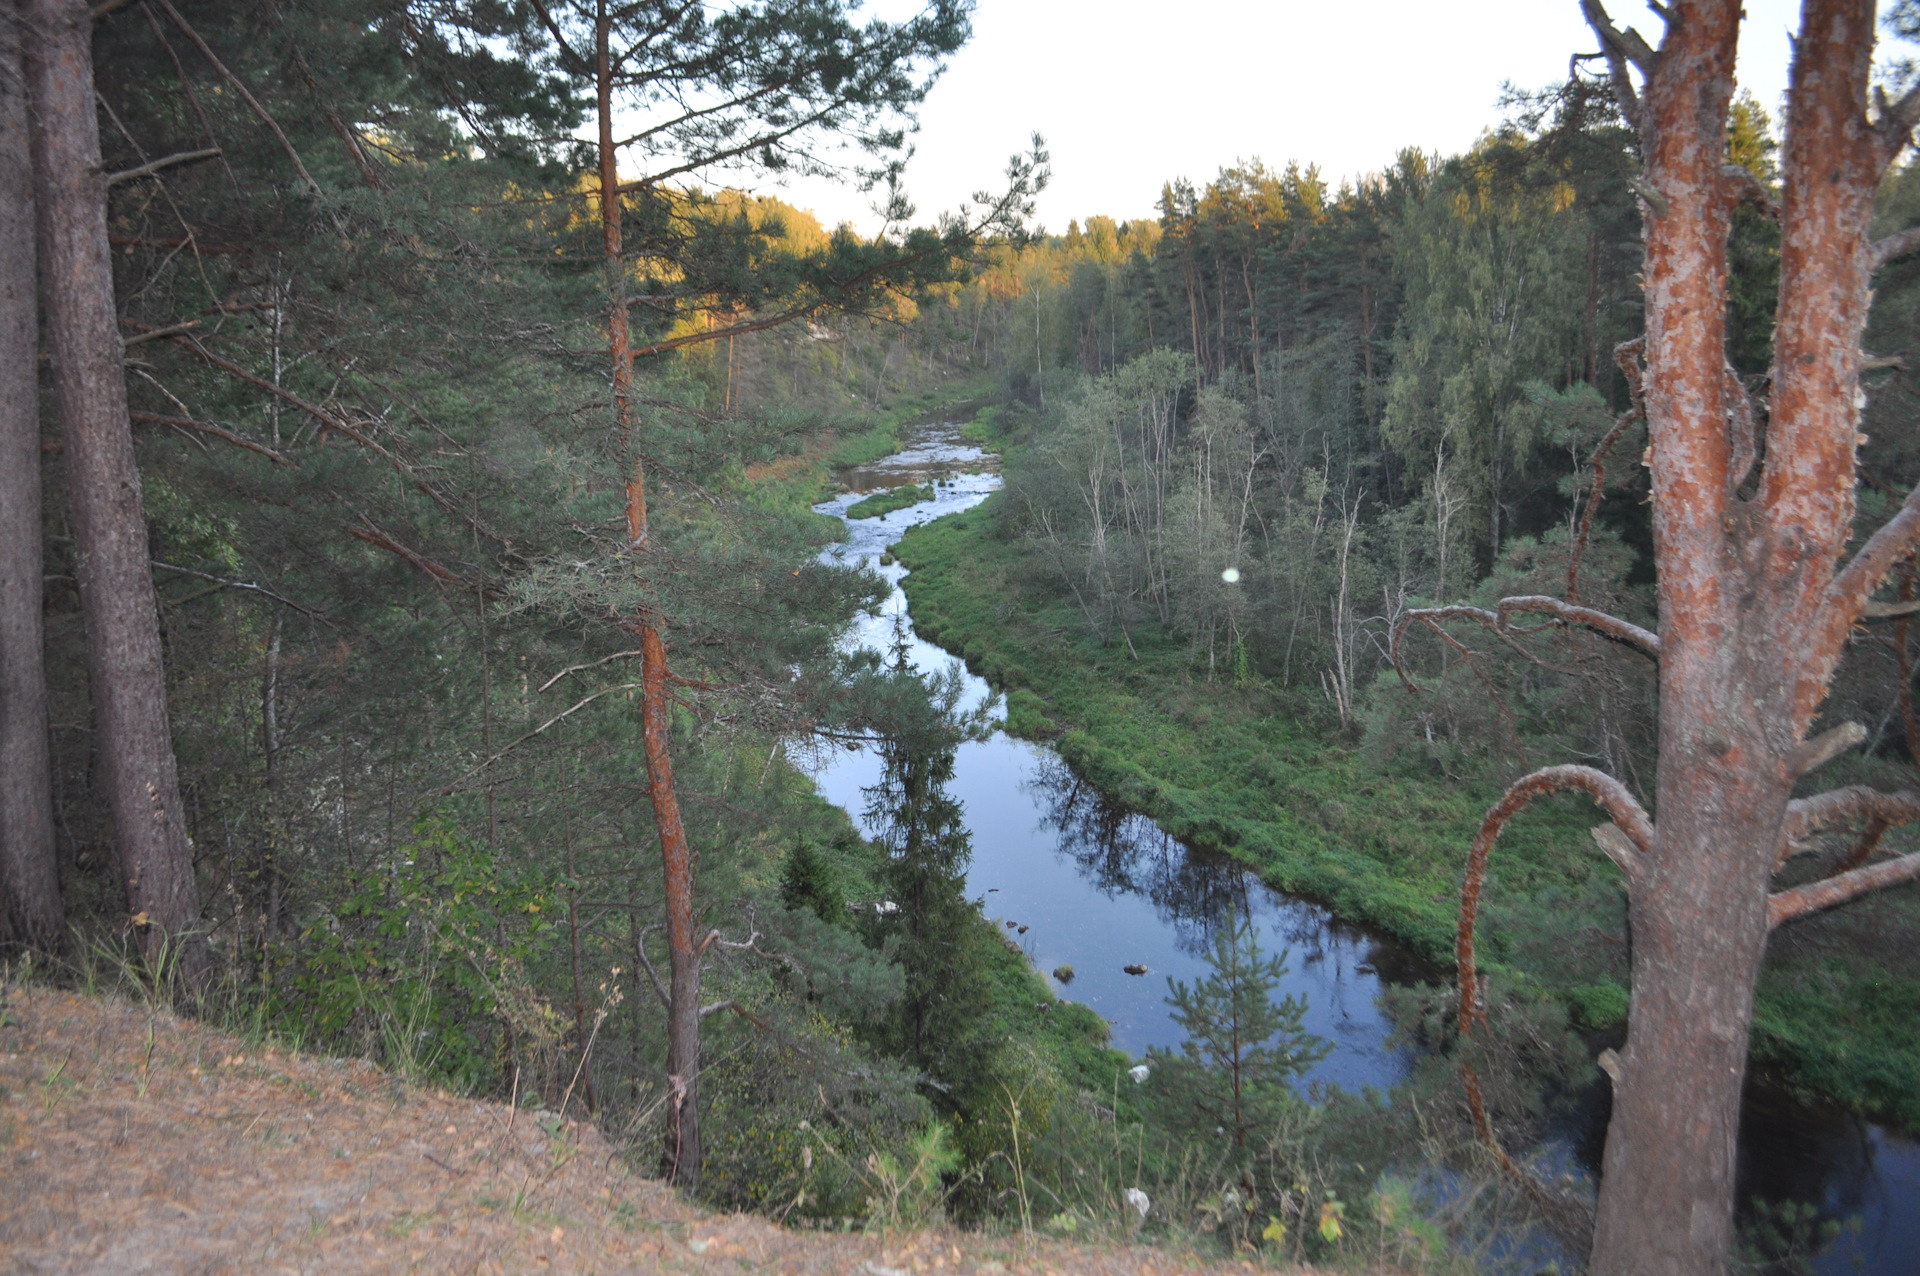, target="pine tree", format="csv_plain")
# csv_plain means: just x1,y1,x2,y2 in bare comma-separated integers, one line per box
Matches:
1155,908,1328,1152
